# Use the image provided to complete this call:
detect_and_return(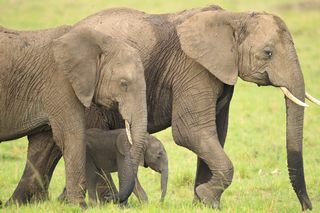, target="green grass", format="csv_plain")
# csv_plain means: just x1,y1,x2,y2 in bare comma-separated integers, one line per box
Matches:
0,0,319,212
